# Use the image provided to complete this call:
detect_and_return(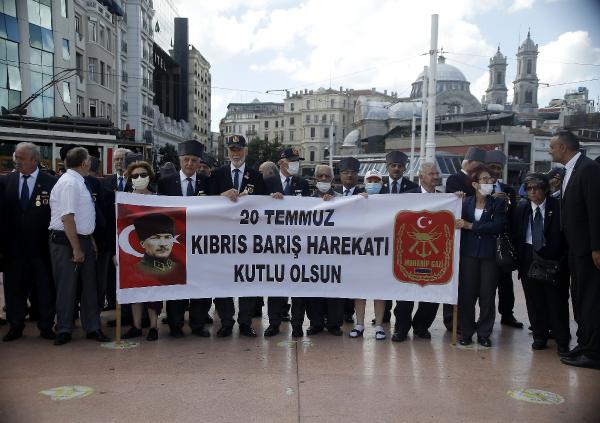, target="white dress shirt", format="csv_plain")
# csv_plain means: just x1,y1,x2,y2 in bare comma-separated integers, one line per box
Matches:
526,200,546,245
562,152,581,197
280,171,290,189
343,186,356,196
180,170,195,196
19,167,39,199
421,186,435,194
49,169,96,235
230,163,246,190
